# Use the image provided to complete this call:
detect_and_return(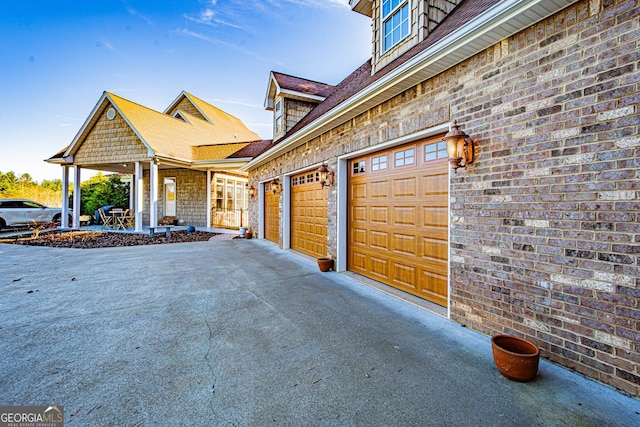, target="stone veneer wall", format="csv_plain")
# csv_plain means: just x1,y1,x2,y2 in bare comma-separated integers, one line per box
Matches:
248,0,639,395
142,168,208,226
